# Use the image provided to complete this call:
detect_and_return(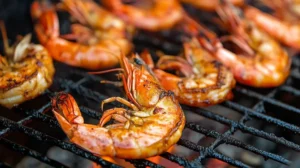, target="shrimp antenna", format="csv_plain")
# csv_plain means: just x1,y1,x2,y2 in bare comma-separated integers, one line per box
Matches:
89,68,124,75
88,46,128,75
0,20,12,56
